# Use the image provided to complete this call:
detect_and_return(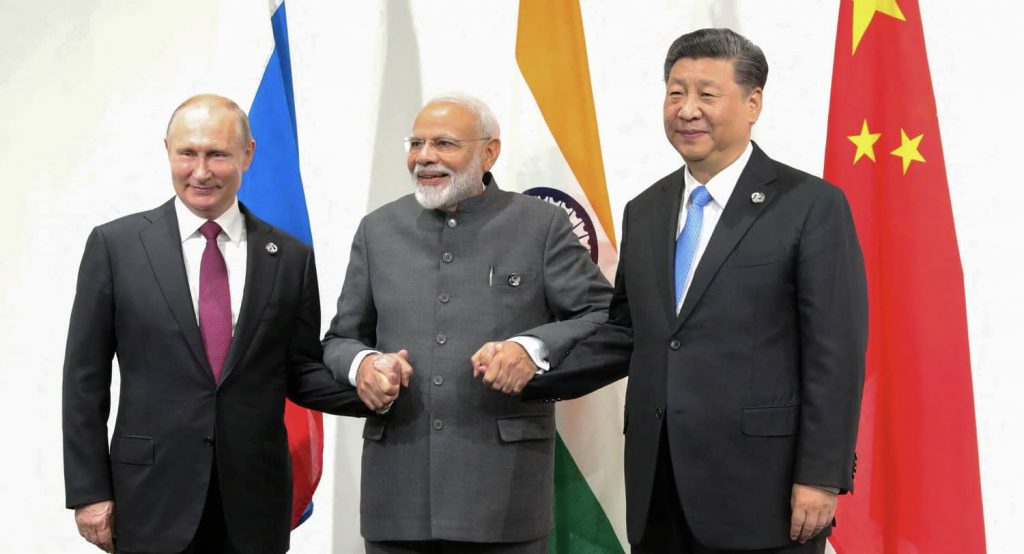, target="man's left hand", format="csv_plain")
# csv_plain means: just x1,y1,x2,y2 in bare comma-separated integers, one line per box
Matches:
789,483,837,543
471,341,537,394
